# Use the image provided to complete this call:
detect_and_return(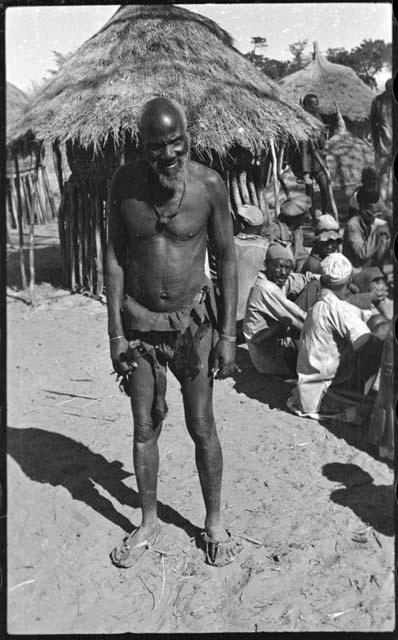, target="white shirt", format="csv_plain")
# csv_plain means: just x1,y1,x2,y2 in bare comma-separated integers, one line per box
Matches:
243,271,315,375
295,287,371,413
